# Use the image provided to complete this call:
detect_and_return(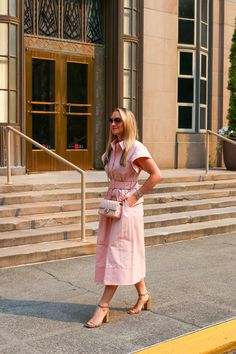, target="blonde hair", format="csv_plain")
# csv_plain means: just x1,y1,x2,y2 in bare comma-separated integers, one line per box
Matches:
103,108,139,166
